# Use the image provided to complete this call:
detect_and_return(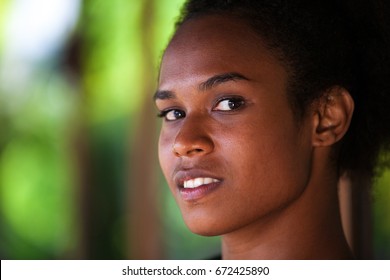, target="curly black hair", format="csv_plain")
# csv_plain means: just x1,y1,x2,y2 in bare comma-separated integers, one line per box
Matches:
174,0,390,178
